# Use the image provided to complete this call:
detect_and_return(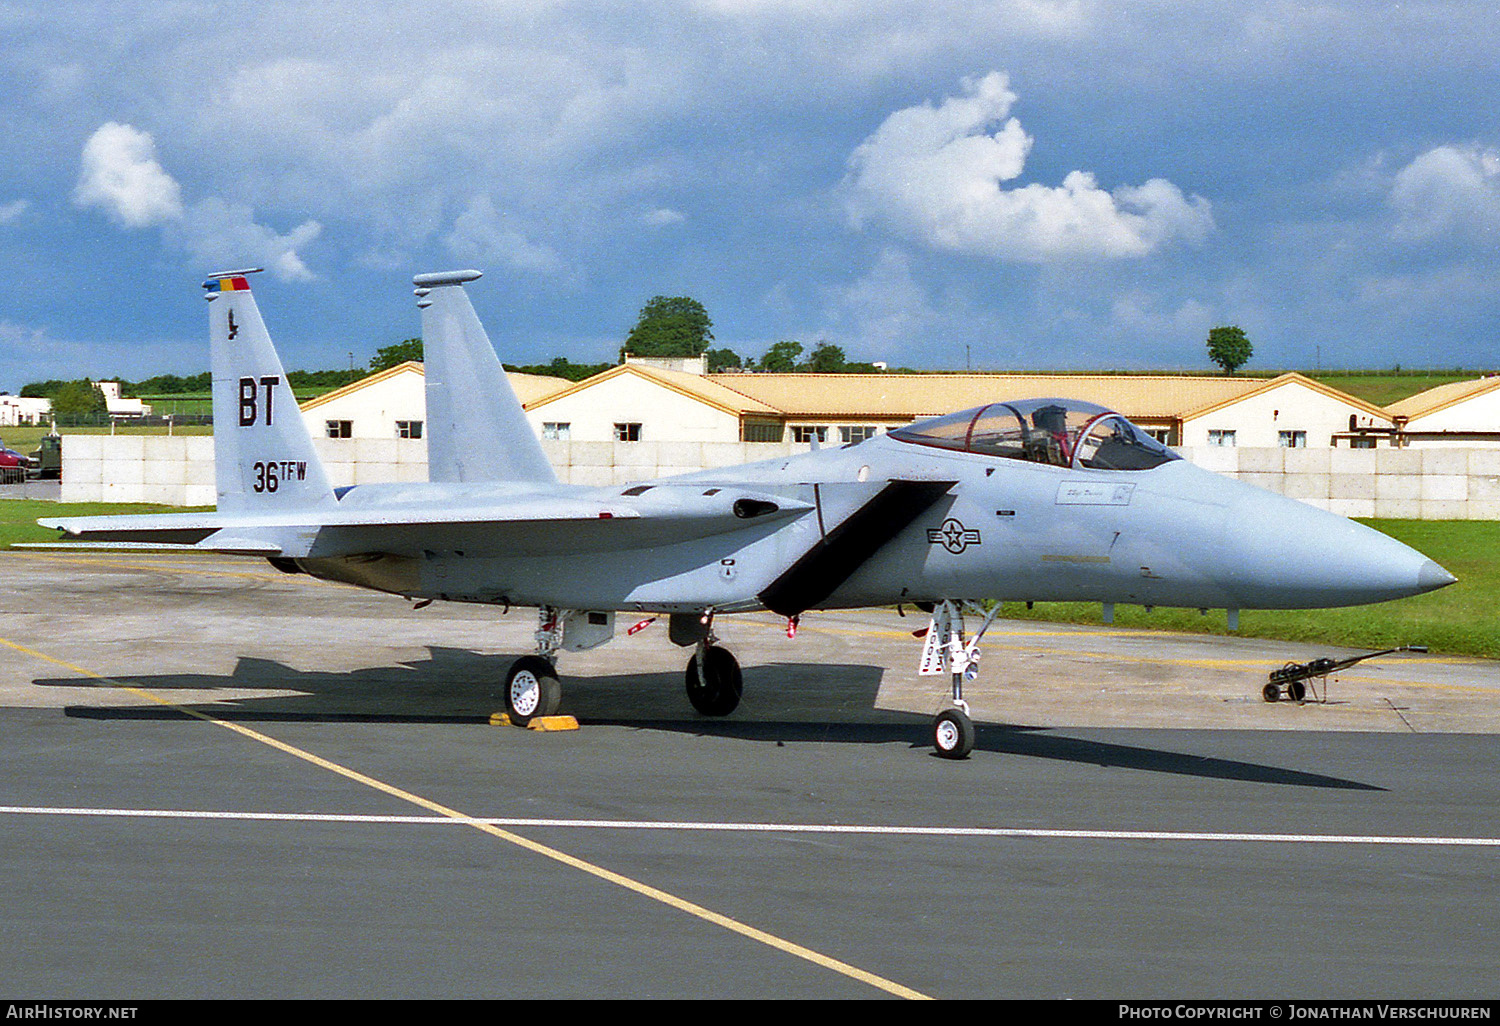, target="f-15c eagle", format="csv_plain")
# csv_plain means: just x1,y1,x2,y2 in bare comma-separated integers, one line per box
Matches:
41,270,1455,758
